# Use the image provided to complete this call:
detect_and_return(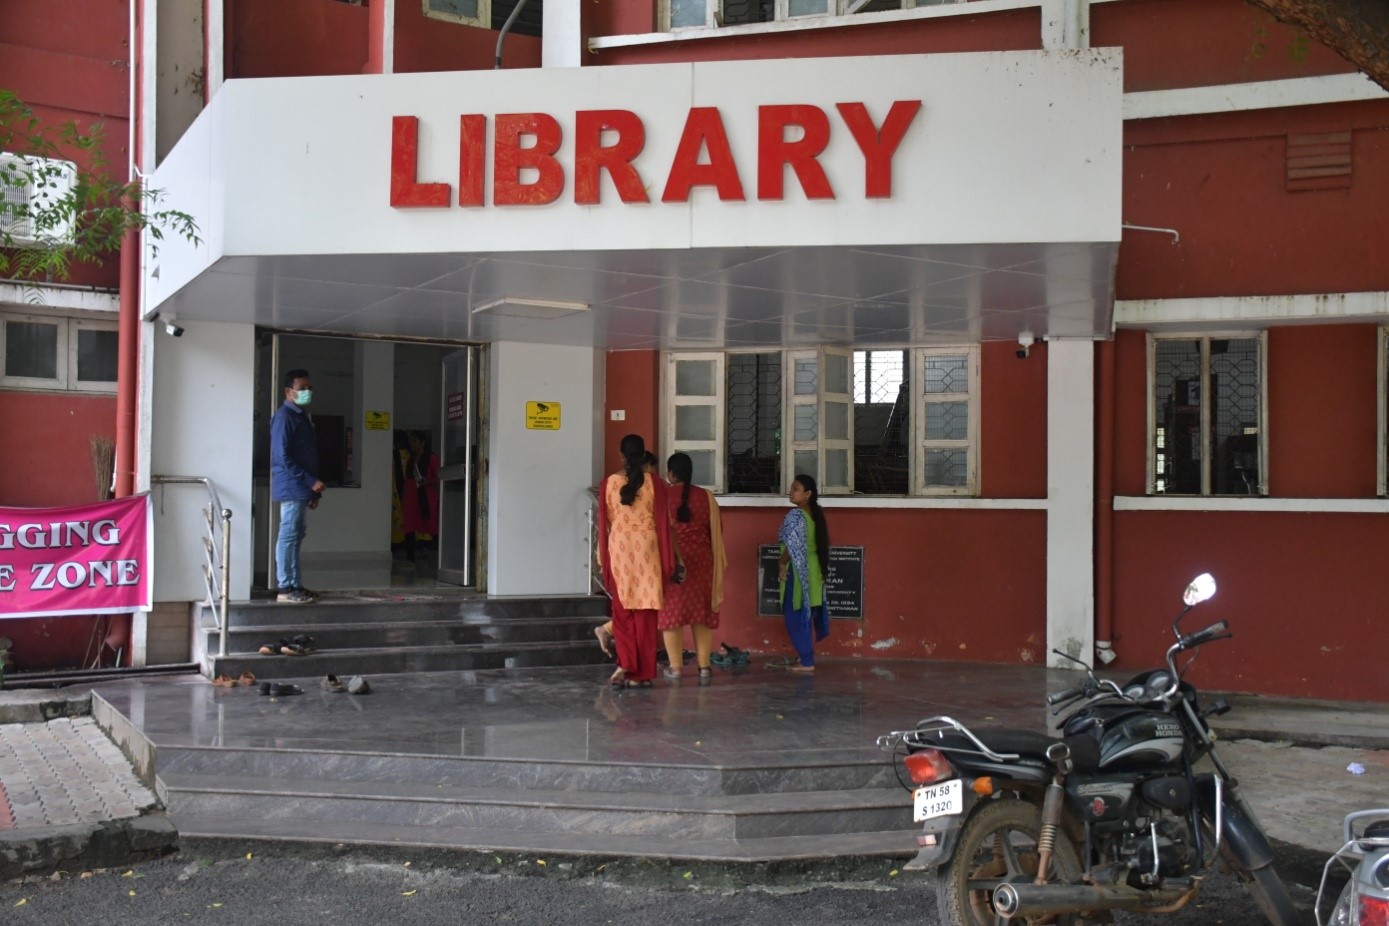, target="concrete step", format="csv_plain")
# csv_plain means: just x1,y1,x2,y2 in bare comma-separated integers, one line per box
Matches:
206,617,606,655
152,745,900,797
158,773,914,841
206,595,609,629
171,813,921,862
208,641,609,681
